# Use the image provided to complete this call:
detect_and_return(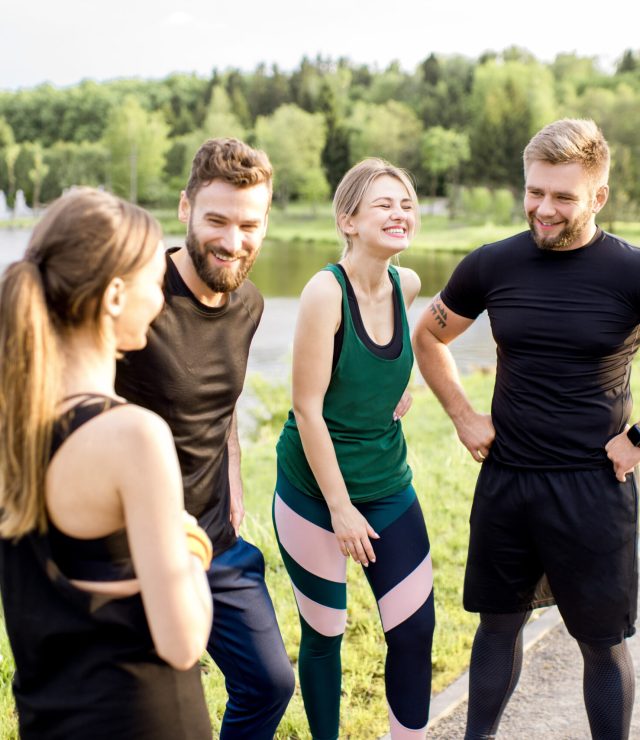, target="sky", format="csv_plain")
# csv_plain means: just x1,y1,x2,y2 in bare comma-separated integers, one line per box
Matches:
1,0,638,91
